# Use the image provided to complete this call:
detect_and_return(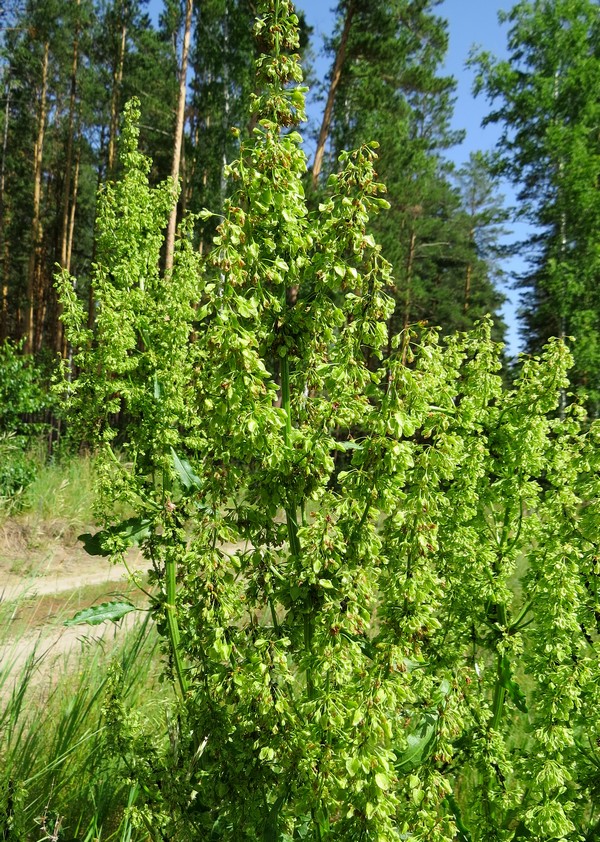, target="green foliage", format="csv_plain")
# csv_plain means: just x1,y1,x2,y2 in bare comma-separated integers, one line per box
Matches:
0,434,36,508
0,614,163,841
0,341,52,436
0,341,58,510
317,0,506,341
58,1,600,839
472,0,600,410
